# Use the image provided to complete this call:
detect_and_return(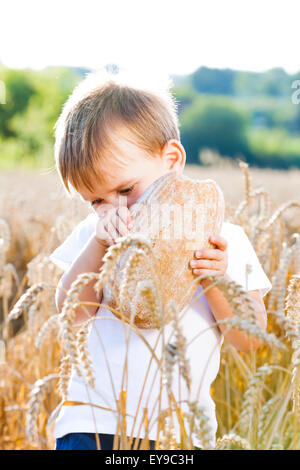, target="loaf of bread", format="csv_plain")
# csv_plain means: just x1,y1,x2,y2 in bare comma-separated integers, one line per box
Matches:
102,170,225,329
